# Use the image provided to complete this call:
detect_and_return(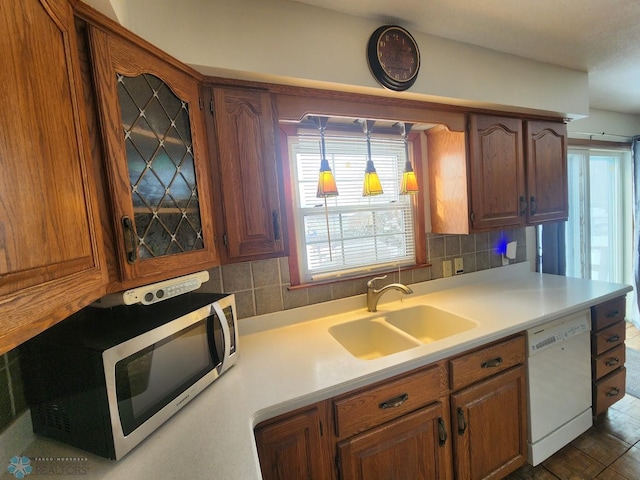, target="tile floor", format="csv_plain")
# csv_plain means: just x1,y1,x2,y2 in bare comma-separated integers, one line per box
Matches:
504,322,640,479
